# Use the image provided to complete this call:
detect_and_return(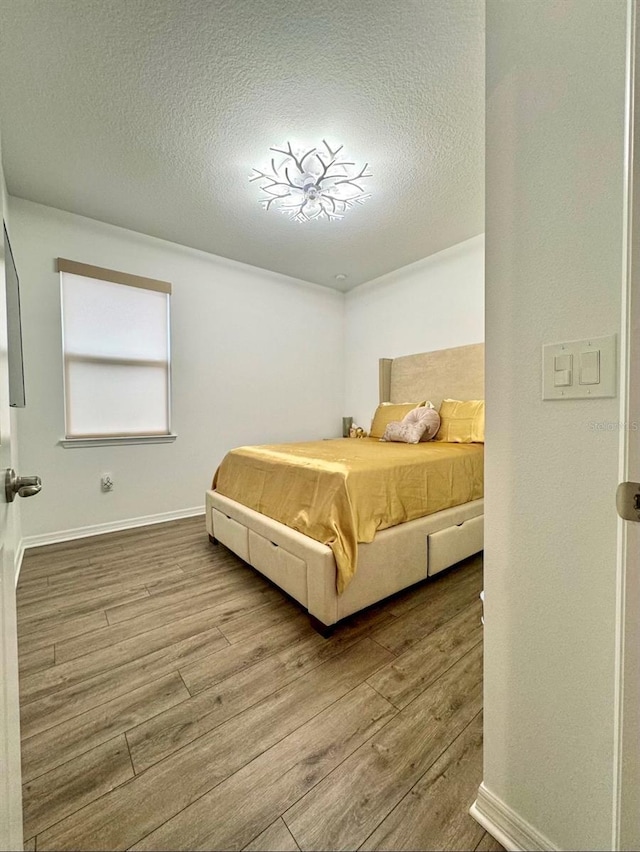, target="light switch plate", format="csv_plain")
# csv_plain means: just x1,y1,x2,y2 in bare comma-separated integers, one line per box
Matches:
542,334,616,399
